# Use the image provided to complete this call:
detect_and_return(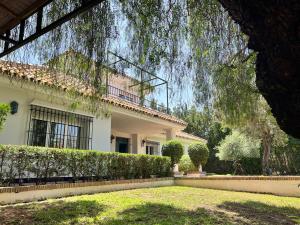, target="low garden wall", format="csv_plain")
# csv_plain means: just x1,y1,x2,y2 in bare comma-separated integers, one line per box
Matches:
175,176,300,197
0,177,174,205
